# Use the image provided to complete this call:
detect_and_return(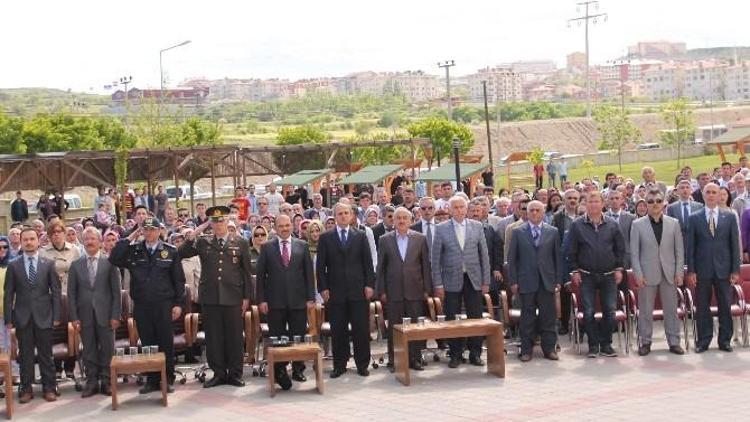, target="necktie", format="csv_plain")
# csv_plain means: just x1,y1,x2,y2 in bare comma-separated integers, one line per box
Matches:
456,223,465,250
682,202,689,225
709,210,715,237
87,256,97,287
532,226,540,247
425,222,433,247
28,257,37,286
340,229,348,246
612,213,619,223
281,240,290,267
